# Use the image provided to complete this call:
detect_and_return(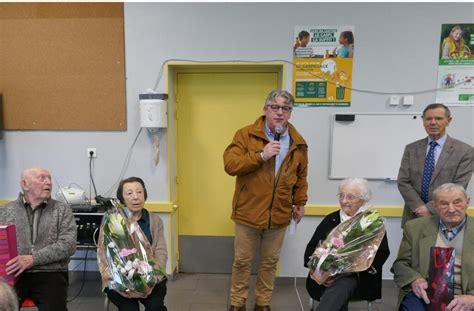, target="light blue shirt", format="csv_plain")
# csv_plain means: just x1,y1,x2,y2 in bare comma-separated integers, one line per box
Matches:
427,135,447,165
337,45,350,58
265,124,290,174
439,216,466,241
